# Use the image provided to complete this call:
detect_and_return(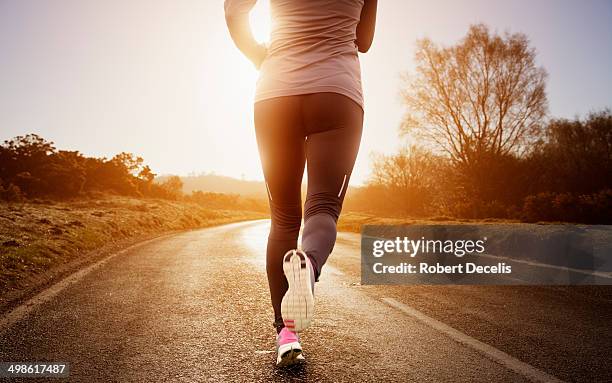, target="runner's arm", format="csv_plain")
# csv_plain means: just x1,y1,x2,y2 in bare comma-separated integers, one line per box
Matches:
356,0,378,53
224,0,267,69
